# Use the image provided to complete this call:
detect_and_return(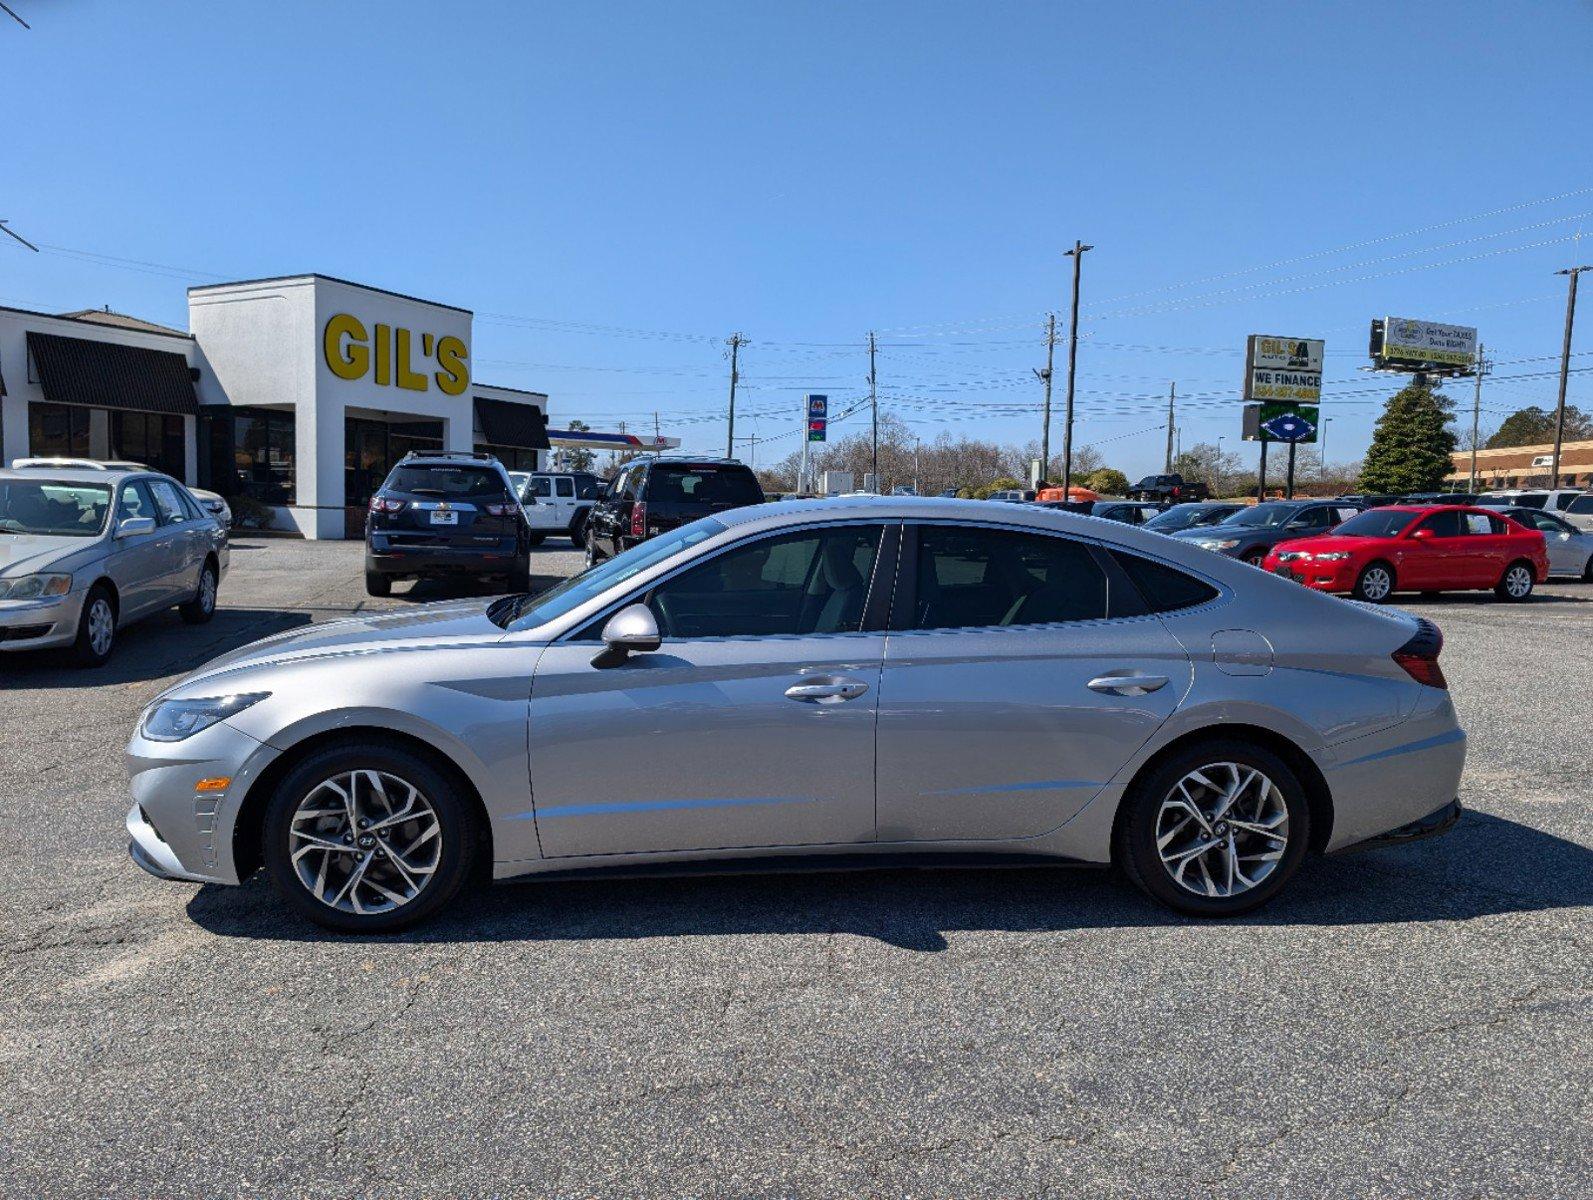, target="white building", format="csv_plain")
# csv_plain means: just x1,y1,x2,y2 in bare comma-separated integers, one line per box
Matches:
0,274,550,538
